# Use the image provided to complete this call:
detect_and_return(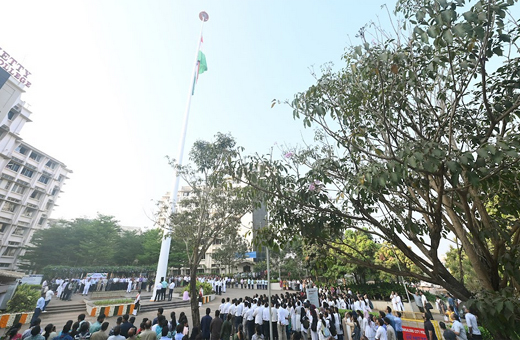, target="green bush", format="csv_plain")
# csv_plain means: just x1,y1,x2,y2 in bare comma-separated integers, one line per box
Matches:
7,284,40,313
338,309,379,319
93,299,133,306
183,281,214,295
